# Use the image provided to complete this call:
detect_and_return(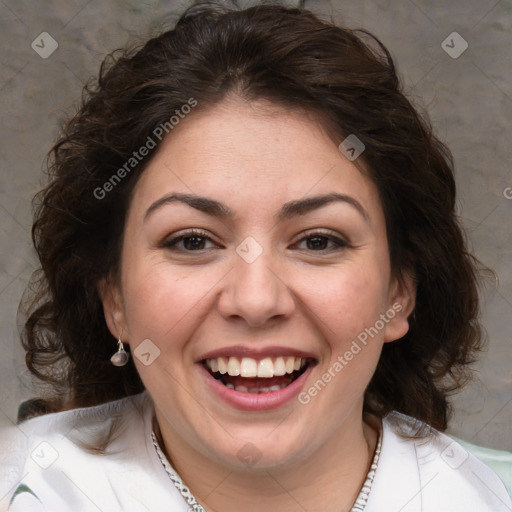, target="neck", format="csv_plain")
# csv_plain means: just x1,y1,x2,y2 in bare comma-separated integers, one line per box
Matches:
153,411,380,512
